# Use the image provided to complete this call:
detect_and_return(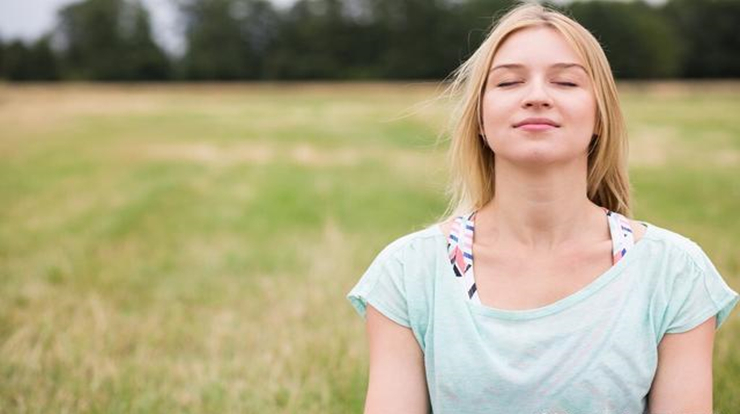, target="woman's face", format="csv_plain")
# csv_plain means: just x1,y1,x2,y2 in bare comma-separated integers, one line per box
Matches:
481,26,597,167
